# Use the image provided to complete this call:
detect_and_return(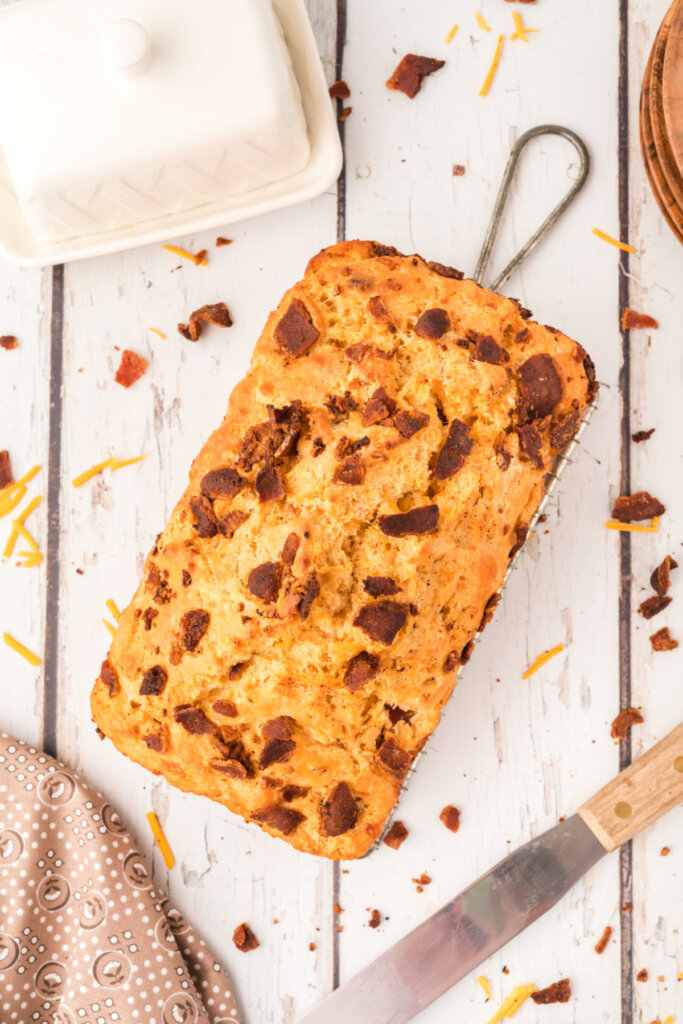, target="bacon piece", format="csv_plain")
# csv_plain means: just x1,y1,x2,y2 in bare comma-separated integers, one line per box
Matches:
333,454,364,485
363,576,400,597
180,609,210,651
218,510,249,538
353,601,409,645
190,495,218,538
259,738,295,769
362,387,396,426
394,409,429,437
255,463,285,503
274,299,319,357
232,923,259,952
329,80,351,99
173,706,214,735
213,700,238,718
377,738,411,776
344,651,380,691
550,406,582,449
650,554,677,596
611,491,665,522
379,504,439,537
414,308,449,340
252,805,305,835
440,805,461,833
650,627,678,652
280,785,308,802
368,295,392,322
321,782,359,836
531,979,571,1005
631,428,654,443
200,467,243,500
0,450,13,490
638,595,672,619
434,419,473,479
517,353,563,423
139,665,168,696
0,335,17,350
472,334,509,365
115,349,148,388
100,659,119,698
621,307,658,330
383,820,409,849
386,54,445,99
427,260,464,280
178,302,232,341
281,533,300,566
247,562,282,604
610,707,643,739
516,424,543,468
